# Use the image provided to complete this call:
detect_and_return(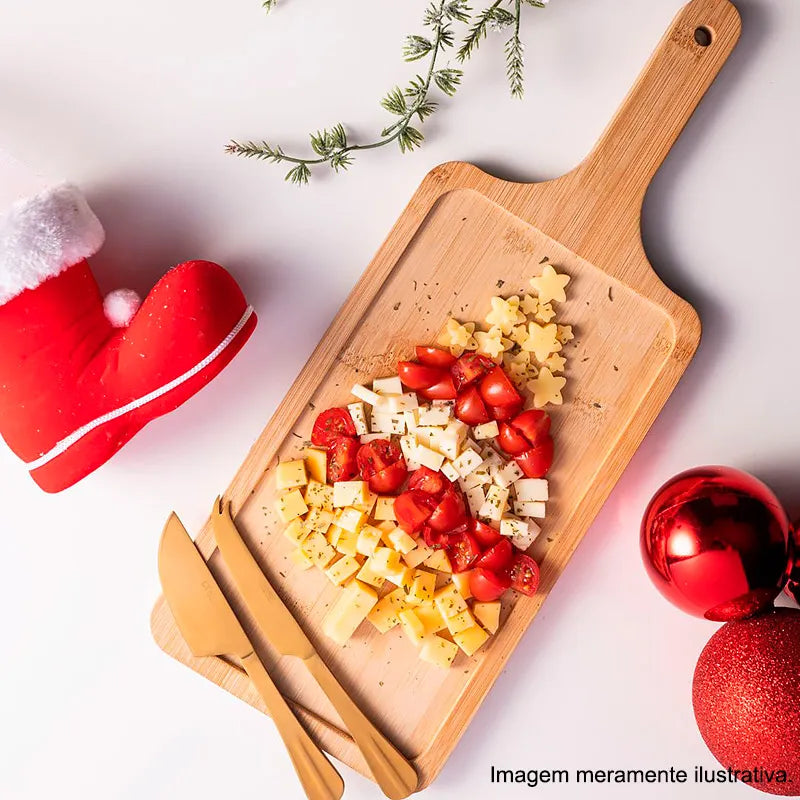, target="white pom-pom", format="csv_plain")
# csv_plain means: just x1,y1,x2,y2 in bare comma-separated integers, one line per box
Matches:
103,288,142,328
